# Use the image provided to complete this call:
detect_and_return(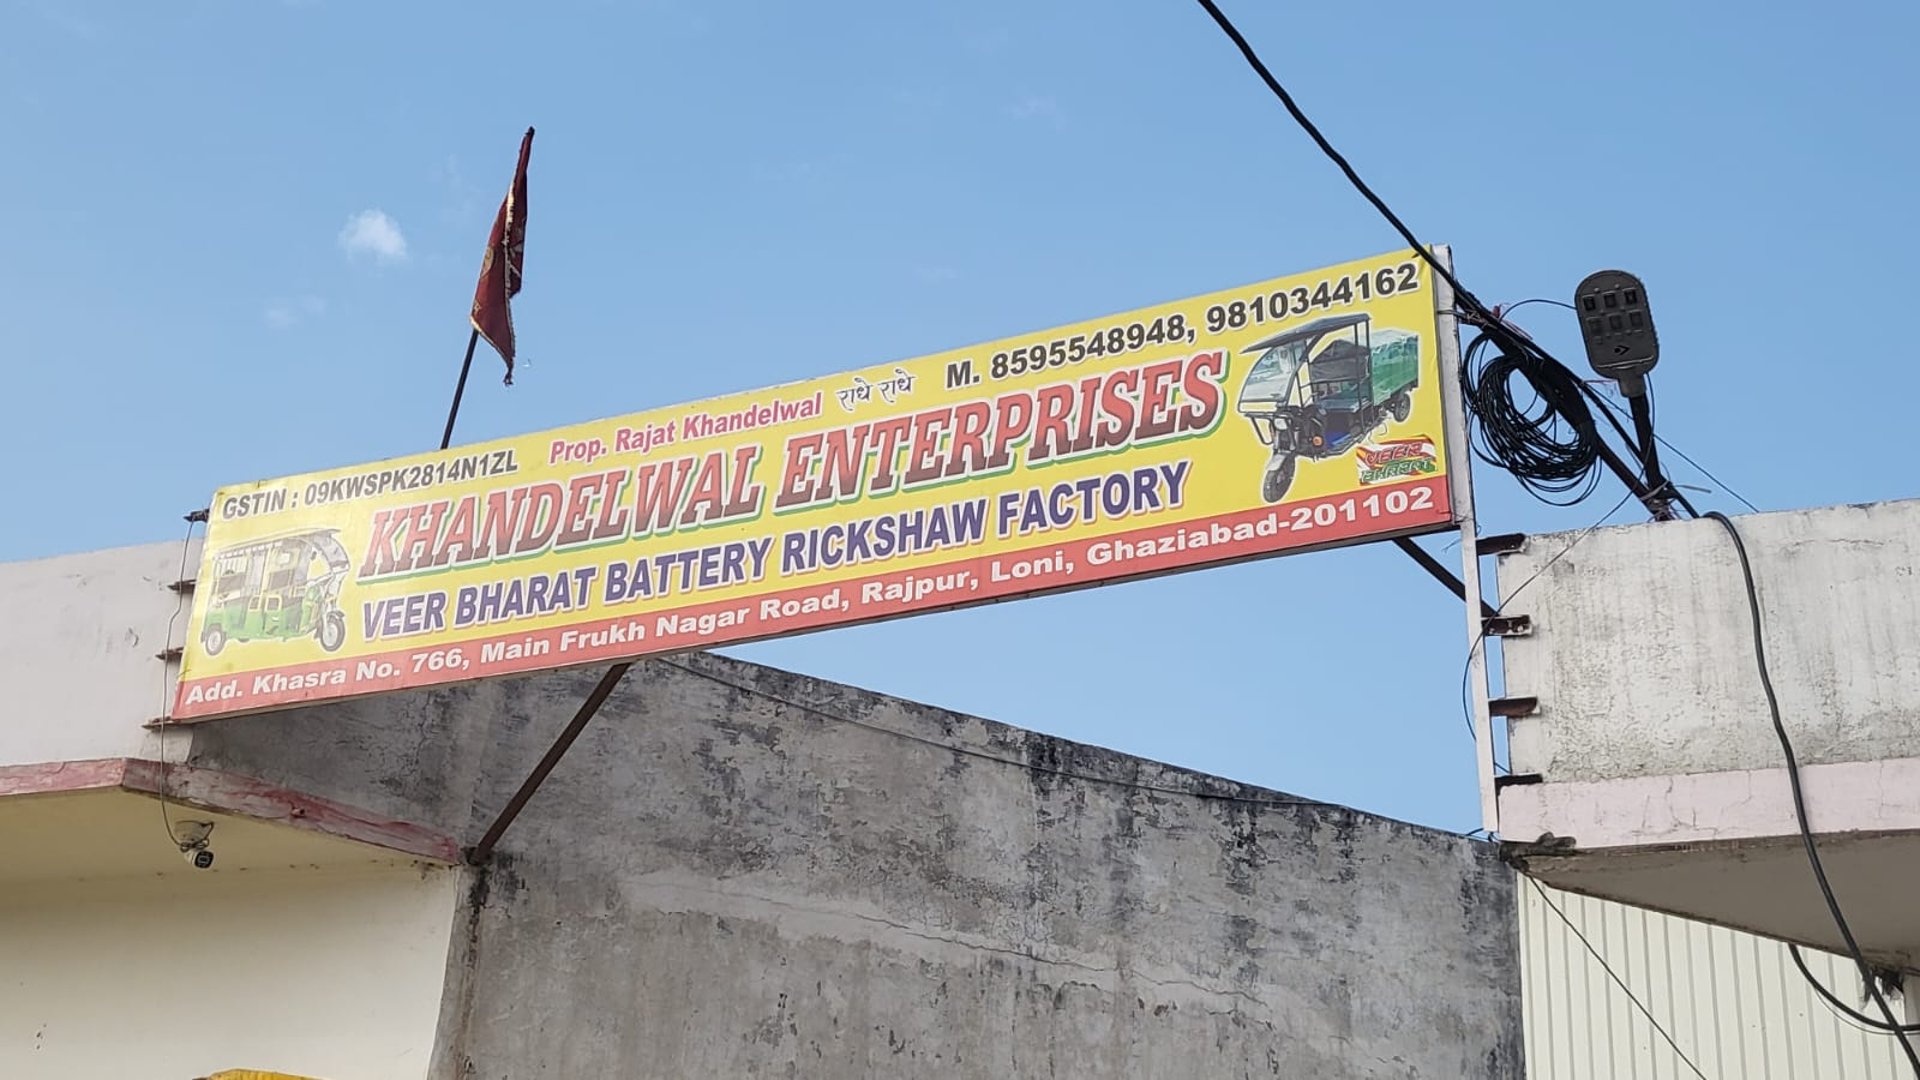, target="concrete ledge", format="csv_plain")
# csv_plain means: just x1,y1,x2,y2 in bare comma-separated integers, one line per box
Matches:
1498,754,1920,849
0,758,460,864
1498,503,1920,783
